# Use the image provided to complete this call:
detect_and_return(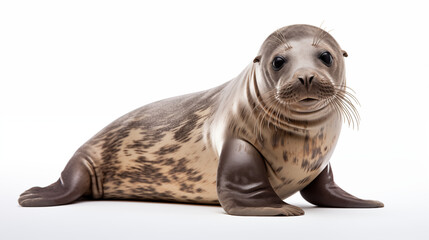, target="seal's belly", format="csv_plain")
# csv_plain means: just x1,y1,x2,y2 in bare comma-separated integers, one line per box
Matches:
97,126,220,204
255,126,339,200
